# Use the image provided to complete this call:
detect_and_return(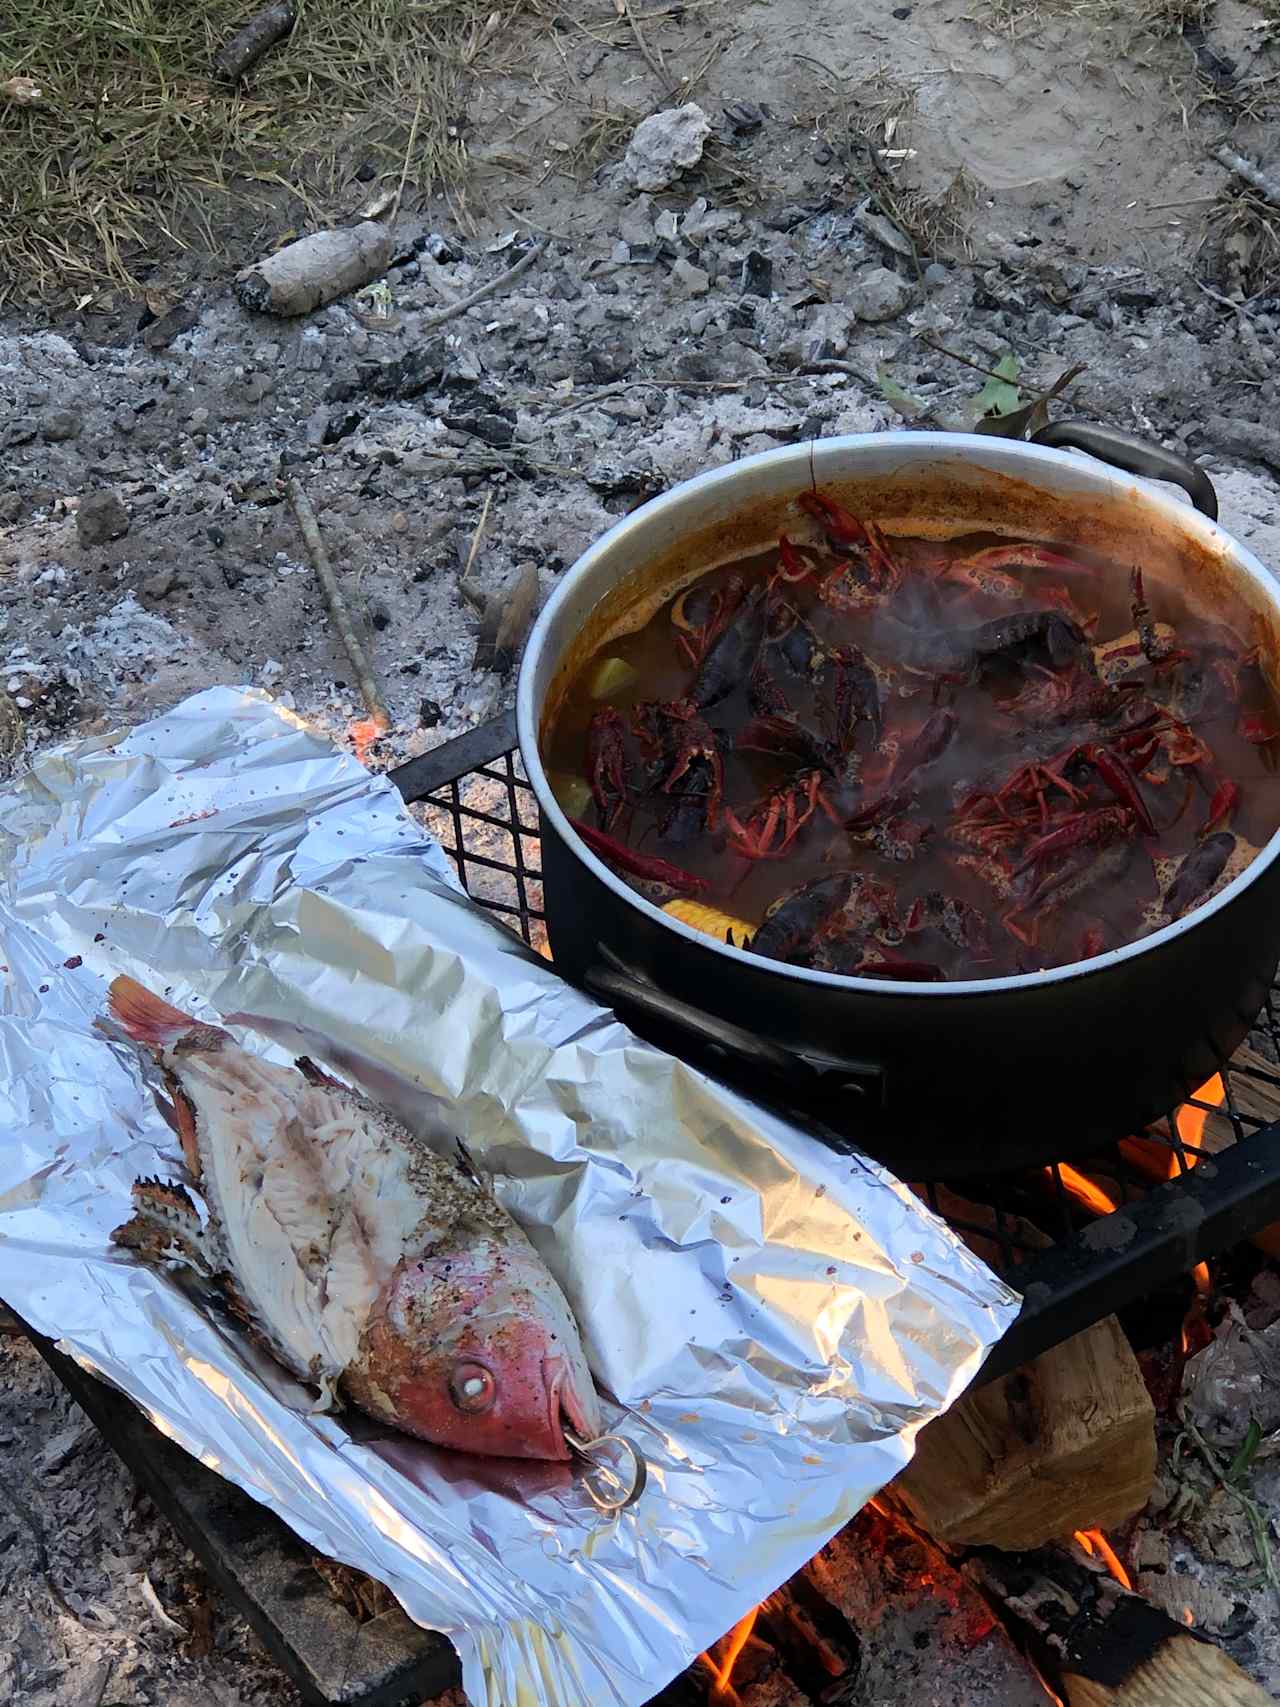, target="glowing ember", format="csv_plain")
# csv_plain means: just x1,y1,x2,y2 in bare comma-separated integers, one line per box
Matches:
347,715,389,764
700,1606,760,1704
1182,1605,1195,1626
1073,1527,1133,1590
